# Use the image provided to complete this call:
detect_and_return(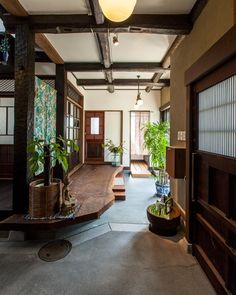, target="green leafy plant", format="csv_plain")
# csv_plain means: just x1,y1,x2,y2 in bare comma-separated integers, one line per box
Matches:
0,35,10,53
27,136,79,186
143,121,169,170
102,139,125,155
